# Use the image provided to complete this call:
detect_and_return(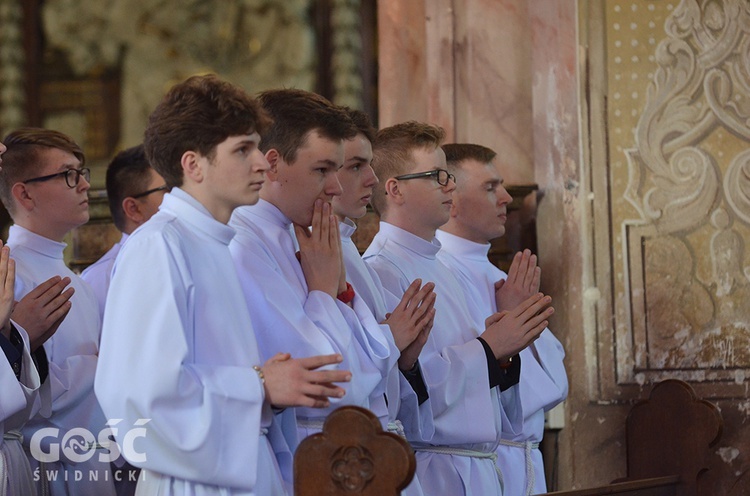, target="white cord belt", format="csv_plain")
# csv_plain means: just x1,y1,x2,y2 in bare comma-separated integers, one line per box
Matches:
296,419,325,432
2,430,36,496
413,445,504,489
497,439,540,496
386,420,405,438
